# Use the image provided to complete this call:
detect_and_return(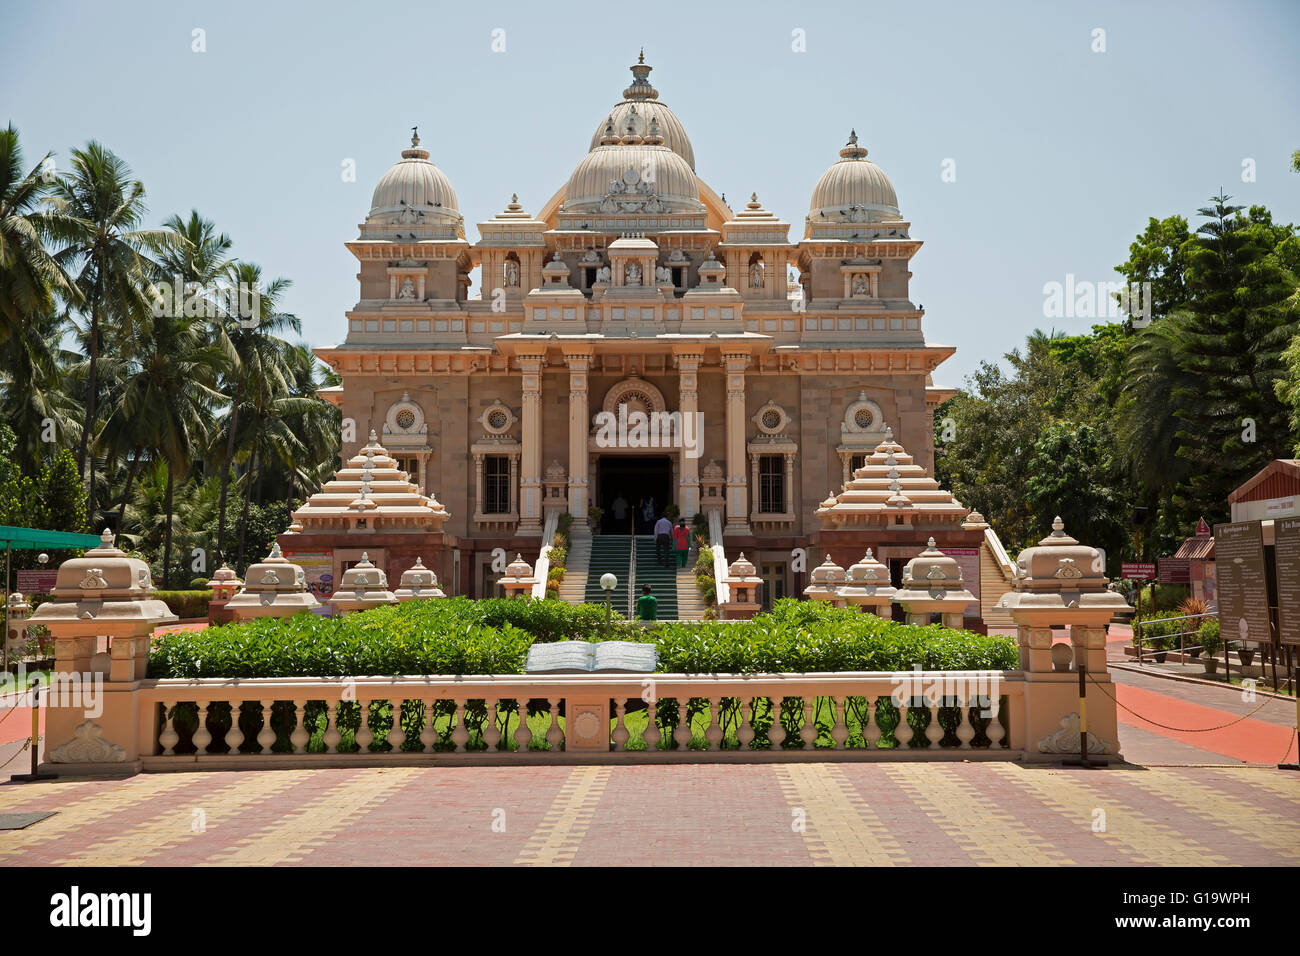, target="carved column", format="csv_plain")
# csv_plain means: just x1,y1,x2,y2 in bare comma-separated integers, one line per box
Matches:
564,348,592,520
517,350,546,536
723,350,751,534
674,348,702,519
